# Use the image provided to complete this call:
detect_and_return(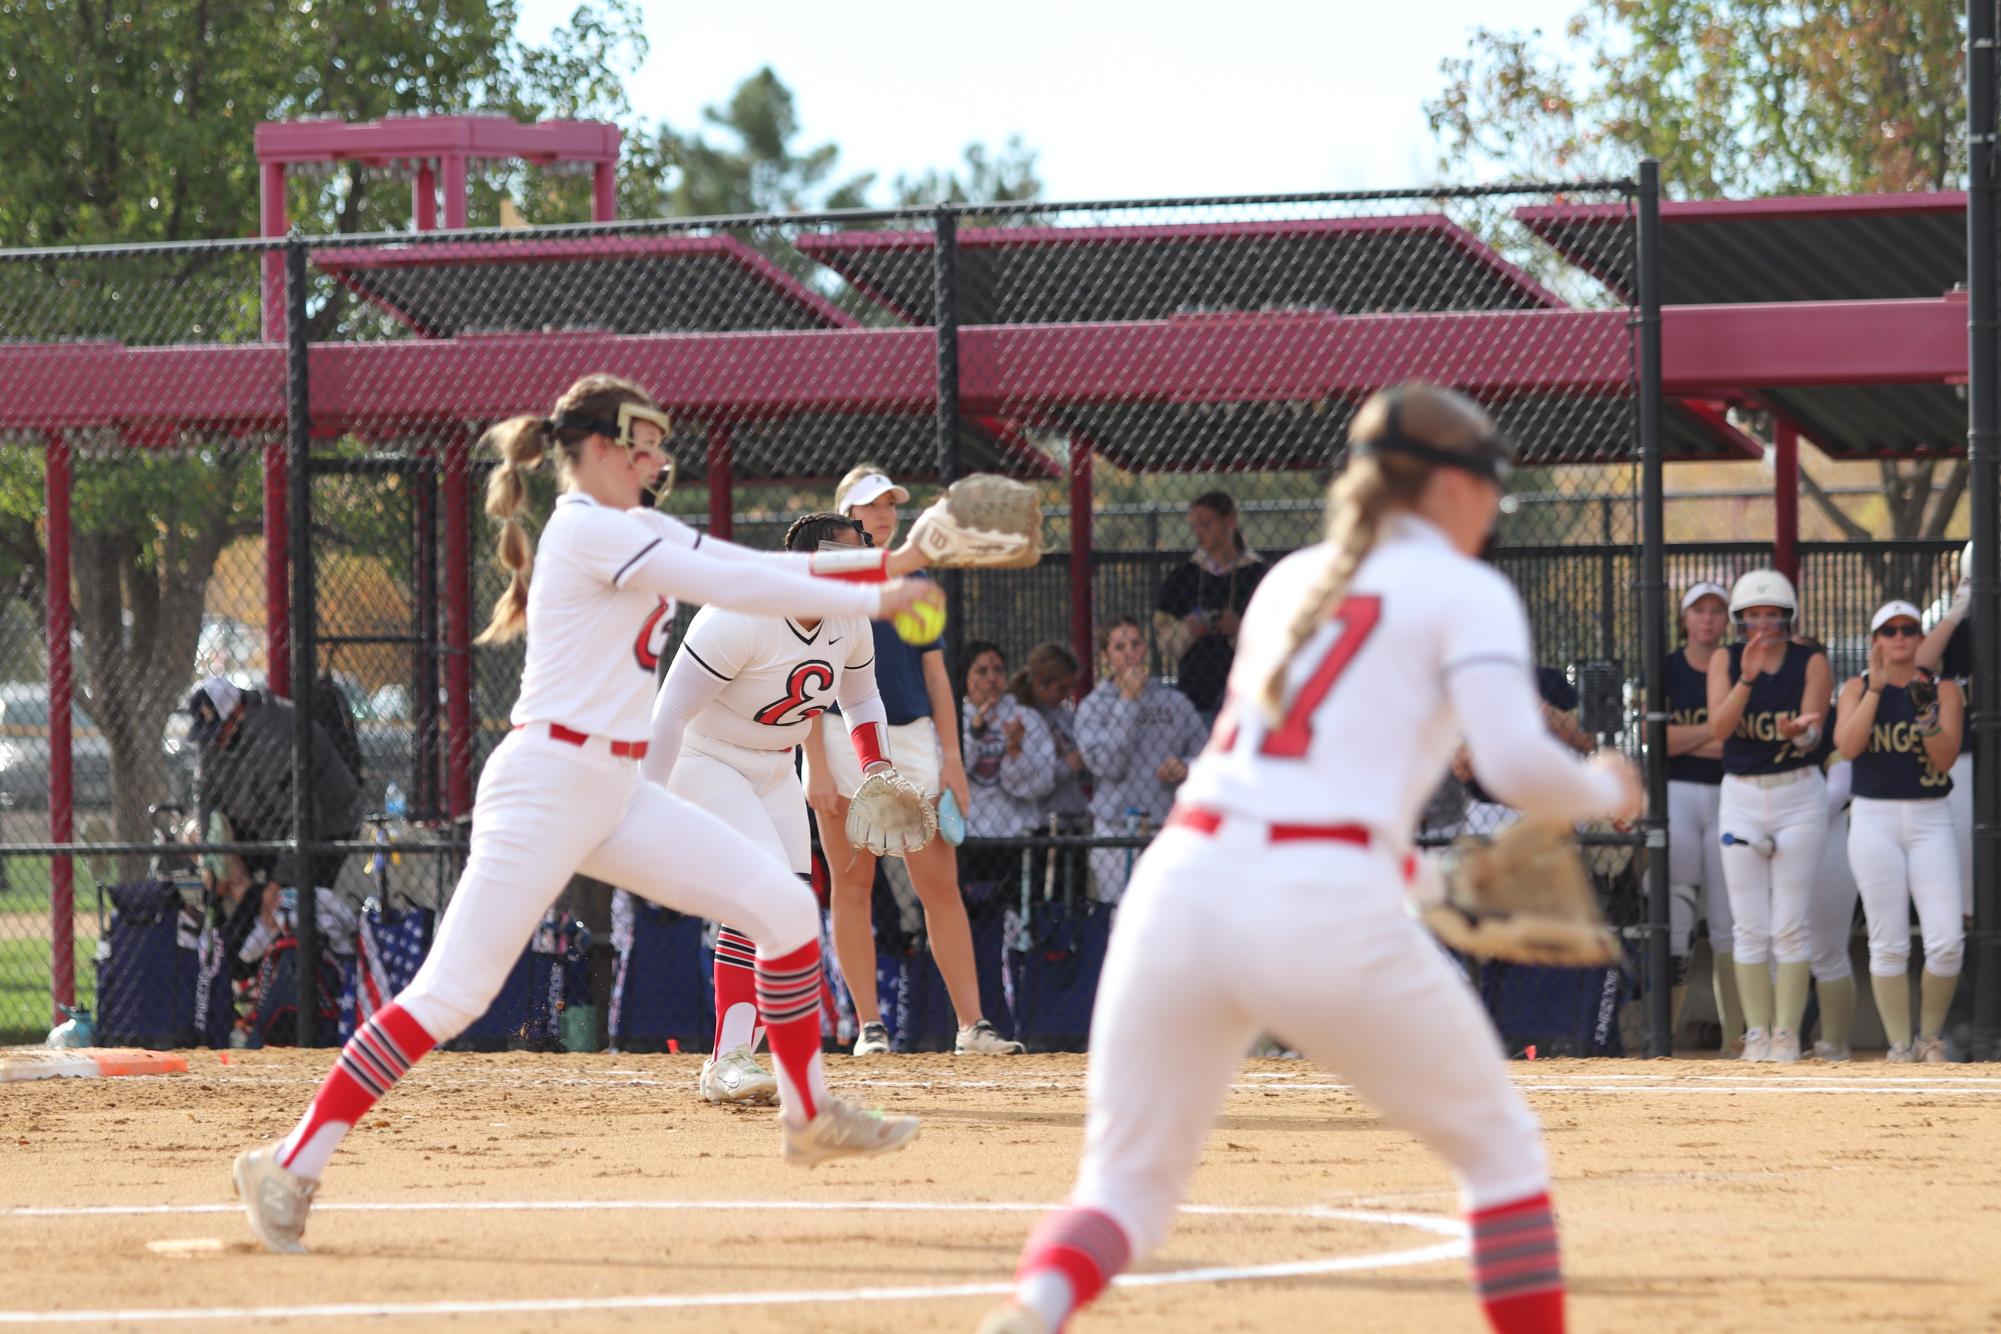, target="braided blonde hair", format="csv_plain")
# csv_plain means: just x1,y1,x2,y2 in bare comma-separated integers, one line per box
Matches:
475,373,660,645
1255,385,1504,724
